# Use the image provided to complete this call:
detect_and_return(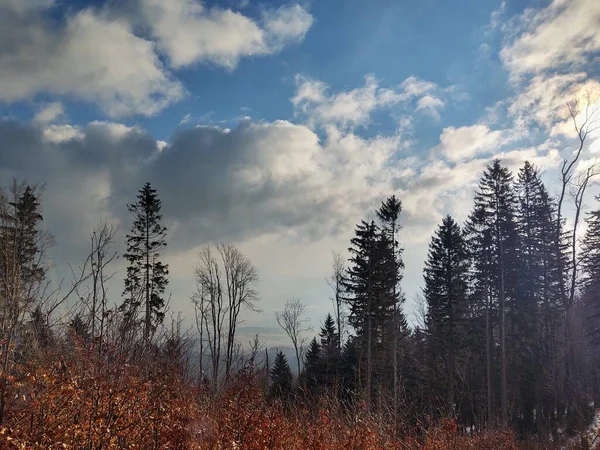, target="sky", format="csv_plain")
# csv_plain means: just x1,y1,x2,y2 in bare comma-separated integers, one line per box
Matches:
0,0,599,348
